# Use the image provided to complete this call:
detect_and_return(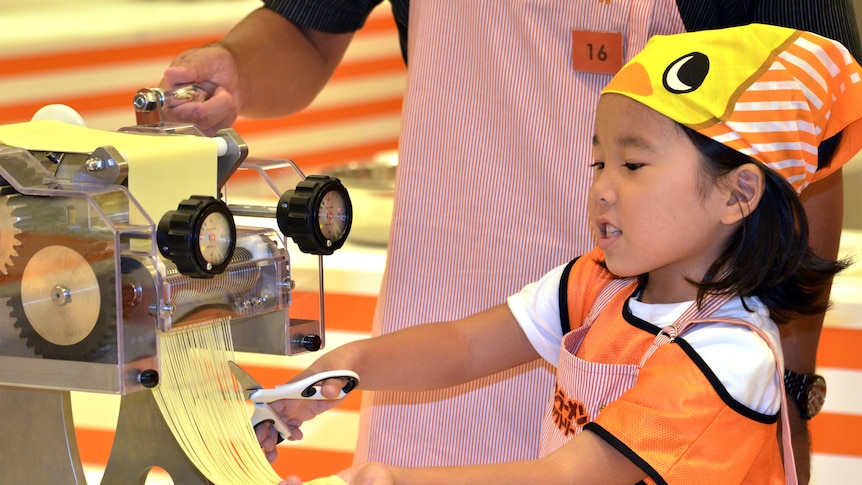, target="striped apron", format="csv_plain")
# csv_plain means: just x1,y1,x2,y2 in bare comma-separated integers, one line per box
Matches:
539,279,797,484
354,0,686,466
